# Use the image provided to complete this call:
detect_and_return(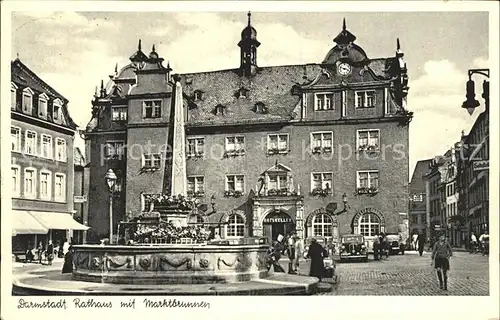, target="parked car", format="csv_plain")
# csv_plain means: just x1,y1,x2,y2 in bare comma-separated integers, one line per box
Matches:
339,234,368,262
385,234,405,255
